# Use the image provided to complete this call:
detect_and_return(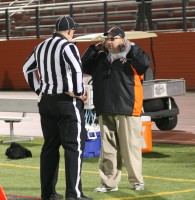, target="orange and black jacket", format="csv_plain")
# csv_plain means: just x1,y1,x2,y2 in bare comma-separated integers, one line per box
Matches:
82,43,151,116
